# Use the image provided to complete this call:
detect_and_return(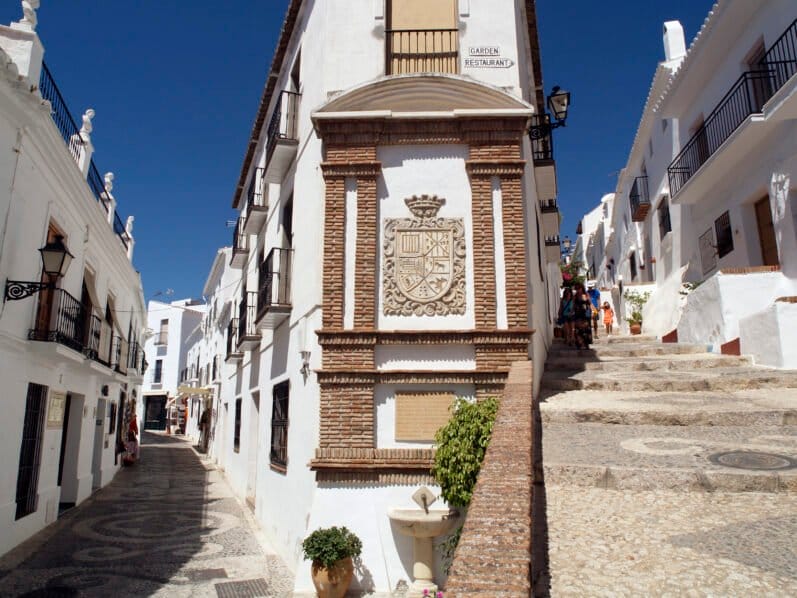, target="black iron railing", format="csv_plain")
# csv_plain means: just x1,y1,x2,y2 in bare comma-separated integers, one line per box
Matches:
28,288,86,353
128,341,145,373
84,314,102,360
111,335,128,374
232,217,248,255
246,167,266,213
266,91,300,167
39,62,82,158
238,292,258,345
530,114,554,163
226,318,240,358
113,212,129,249
257,248,293,320
544,235,560,247
629,176,650,221
539,199,558,213
386,28,459,75
87,162,107,210
668,19,797,196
